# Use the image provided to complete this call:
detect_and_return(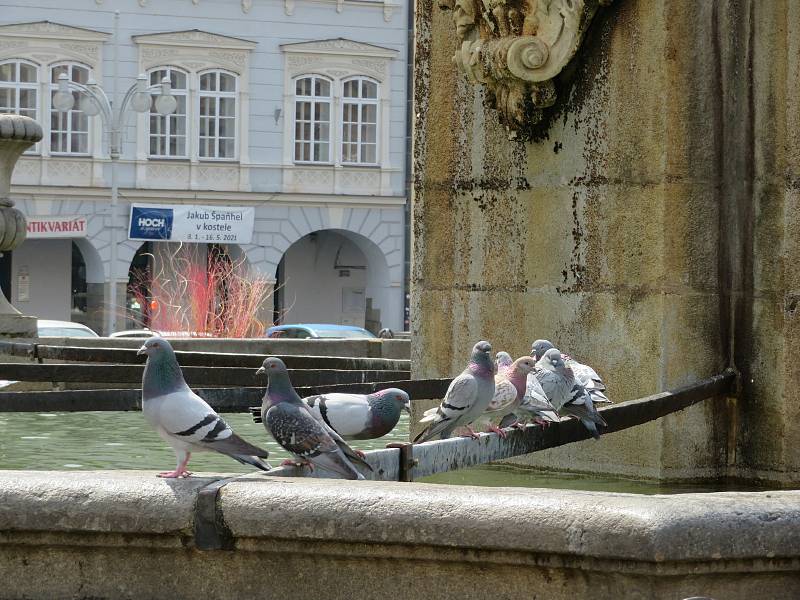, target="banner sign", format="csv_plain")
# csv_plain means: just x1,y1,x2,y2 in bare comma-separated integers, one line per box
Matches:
26,216,88,238
128,204,255,244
